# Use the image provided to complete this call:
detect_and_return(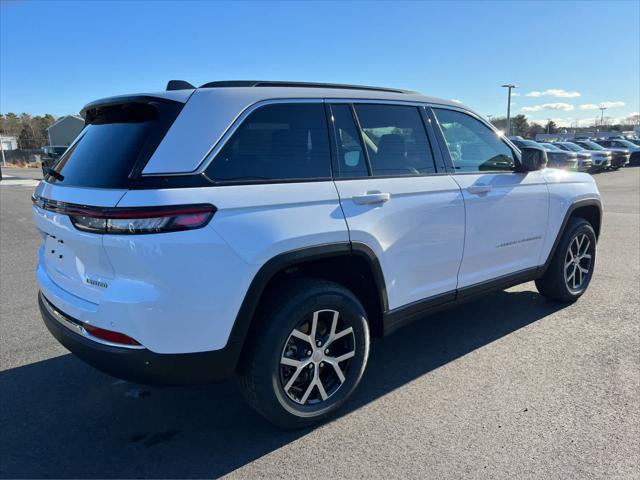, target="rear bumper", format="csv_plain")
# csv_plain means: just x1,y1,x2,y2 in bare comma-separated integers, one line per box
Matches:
39,292,241,385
